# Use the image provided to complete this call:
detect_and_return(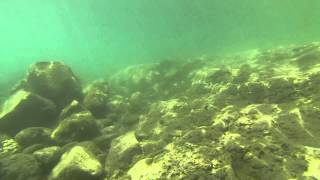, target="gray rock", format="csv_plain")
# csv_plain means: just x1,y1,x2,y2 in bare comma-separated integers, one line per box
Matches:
49,146,102,180
0,90,57,135
15,127,54,148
